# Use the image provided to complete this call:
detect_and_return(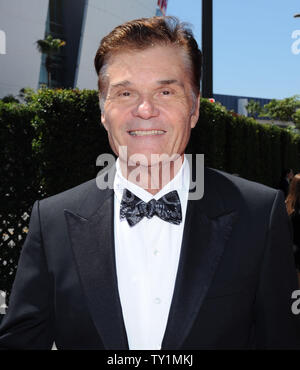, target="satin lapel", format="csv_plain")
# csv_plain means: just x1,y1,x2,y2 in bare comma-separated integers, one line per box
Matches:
161,197,237,350
64,187,129,350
